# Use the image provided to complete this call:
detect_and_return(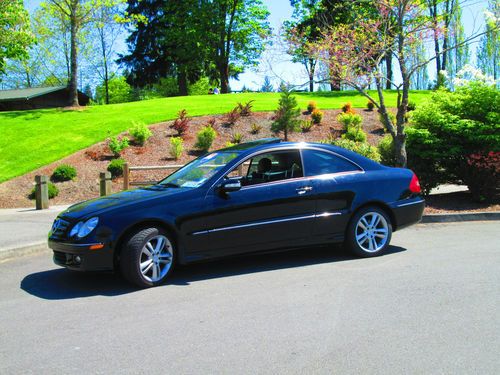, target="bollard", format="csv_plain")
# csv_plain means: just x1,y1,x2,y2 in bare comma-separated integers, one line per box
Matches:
35,175,49,210
123,162,130,190
99,172,112,196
